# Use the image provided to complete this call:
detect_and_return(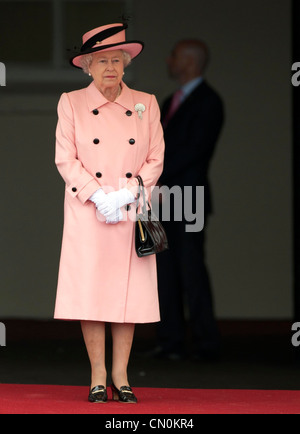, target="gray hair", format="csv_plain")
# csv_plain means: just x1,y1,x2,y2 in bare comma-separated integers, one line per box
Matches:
80,50,132,74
